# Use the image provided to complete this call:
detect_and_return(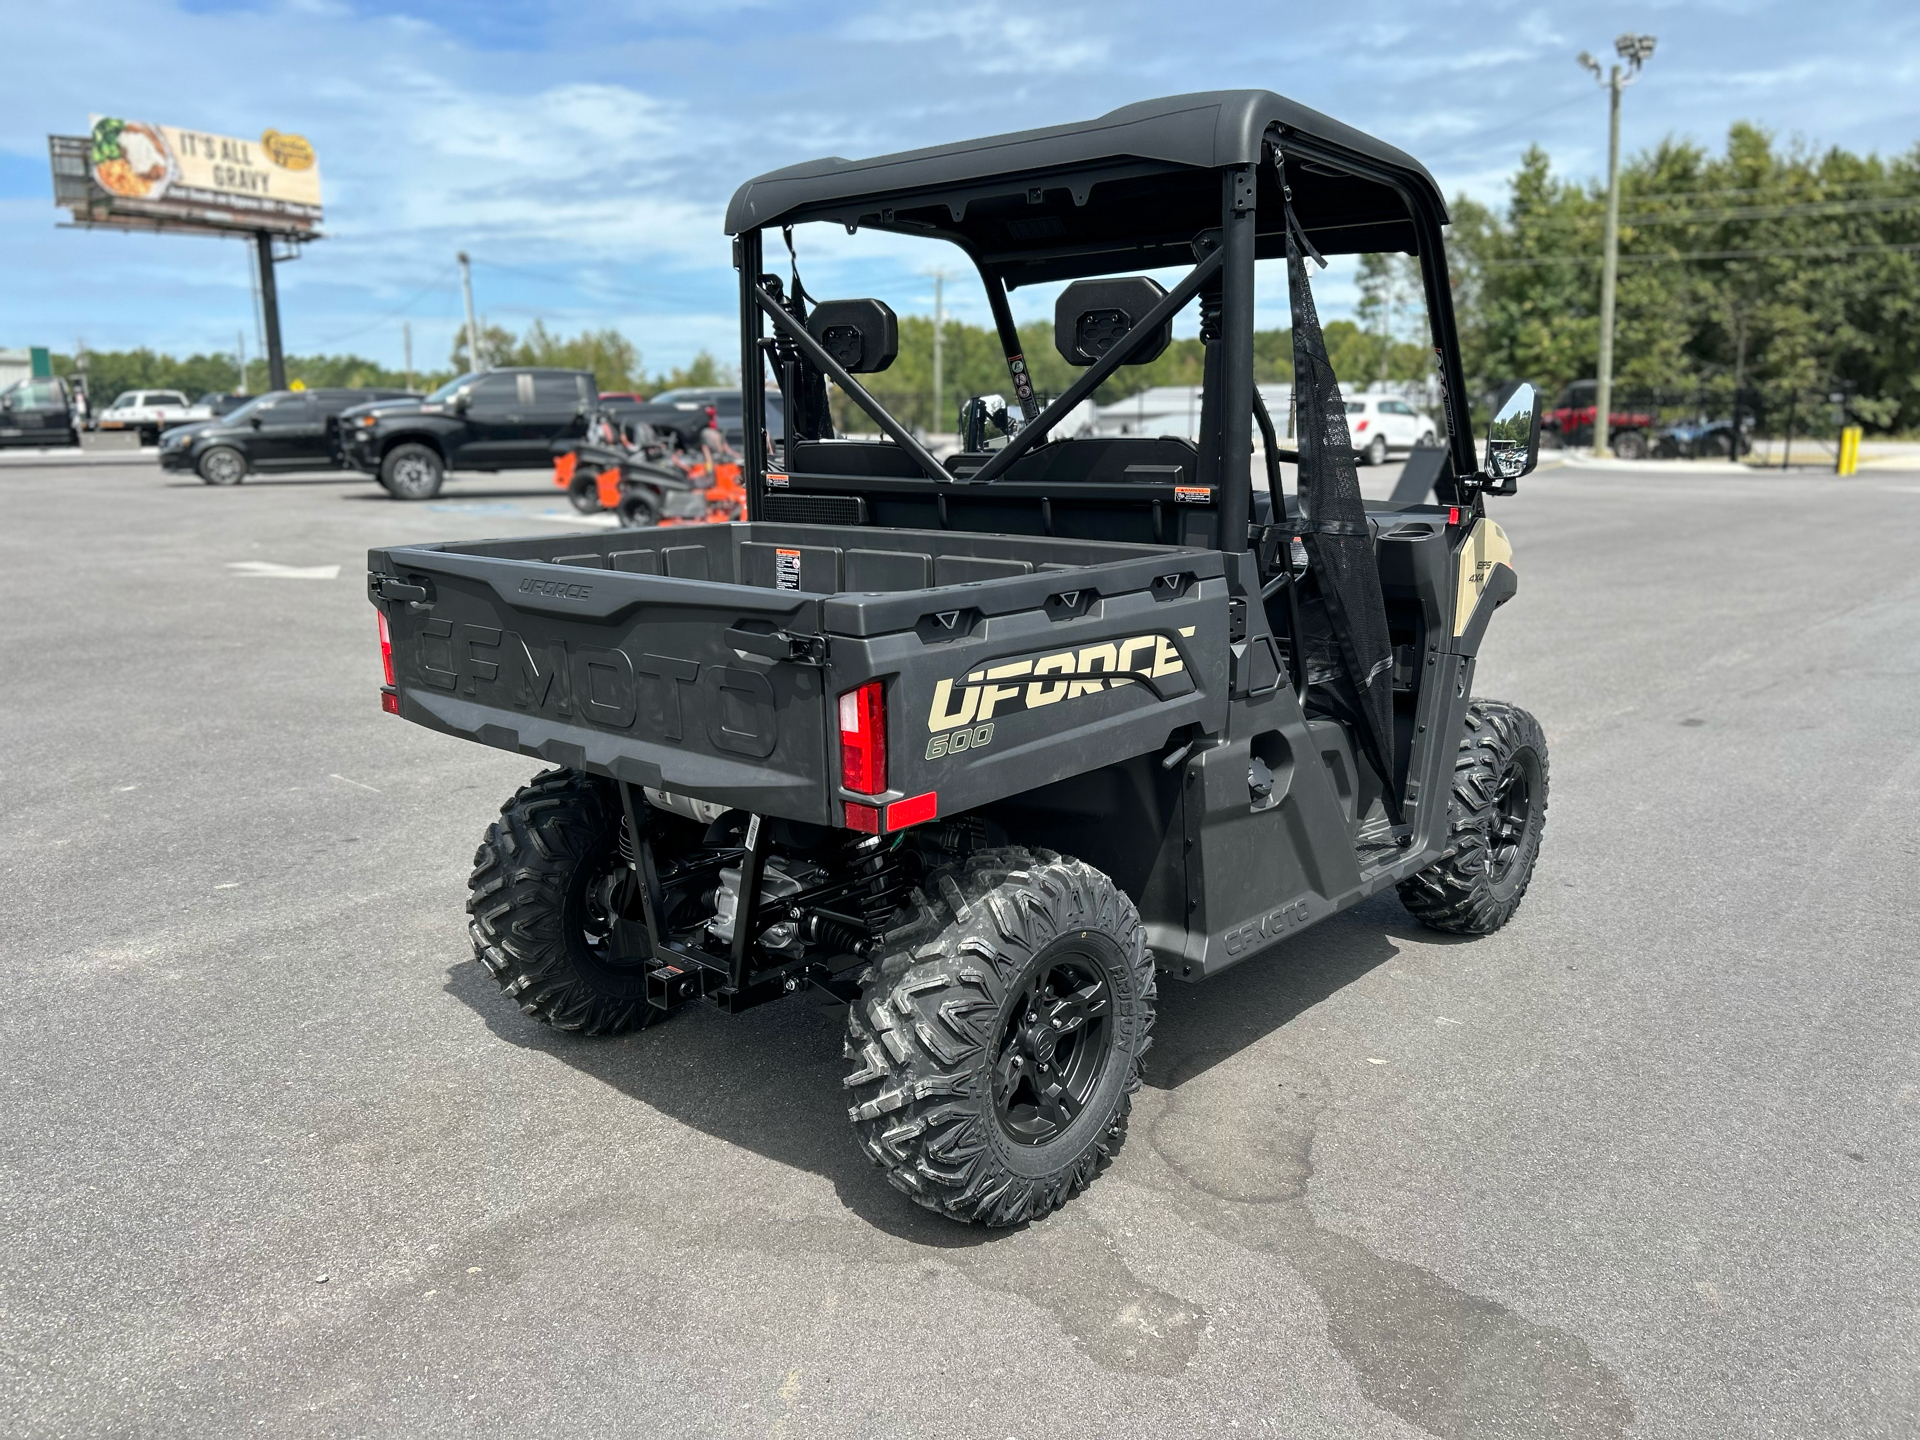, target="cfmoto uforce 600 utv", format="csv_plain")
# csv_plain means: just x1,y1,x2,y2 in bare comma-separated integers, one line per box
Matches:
368,91,1549,1227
